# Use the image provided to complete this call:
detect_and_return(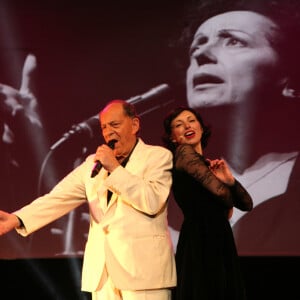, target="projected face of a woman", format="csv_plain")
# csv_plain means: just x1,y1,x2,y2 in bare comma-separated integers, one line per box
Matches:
186,10,283,108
